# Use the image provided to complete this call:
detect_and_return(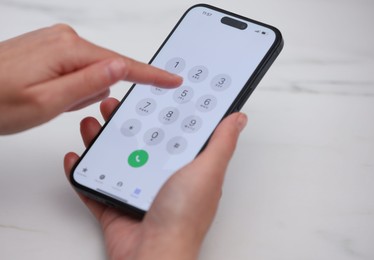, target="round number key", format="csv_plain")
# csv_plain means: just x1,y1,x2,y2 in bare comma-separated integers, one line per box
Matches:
211,74,231,91
167,136,188,154
136,98,156,116
159,107,179,125
181,115,203,133
196,94,217,112
188,65,209,83
144,128,165,145
121,118,142,137
165,57,186,74
173,86,194,104
151,87,168,95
